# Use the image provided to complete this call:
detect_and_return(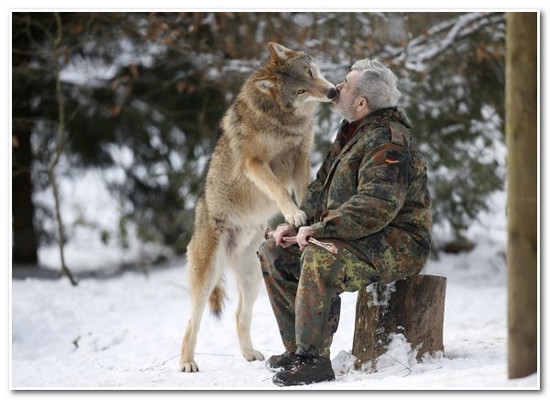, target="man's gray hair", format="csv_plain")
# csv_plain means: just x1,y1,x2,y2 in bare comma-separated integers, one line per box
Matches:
351,59,401,111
